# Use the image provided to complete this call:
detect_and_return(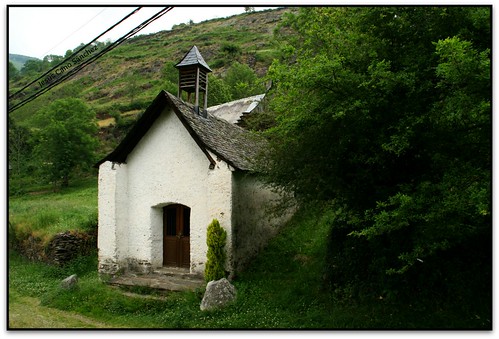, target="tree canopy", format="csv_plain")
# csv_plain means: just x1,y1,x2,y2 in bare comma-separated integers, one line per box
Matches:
33,98,98,188
264,7,491,298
